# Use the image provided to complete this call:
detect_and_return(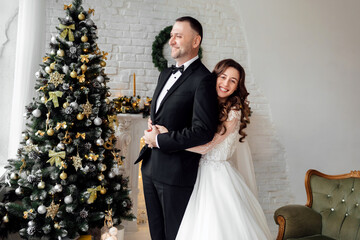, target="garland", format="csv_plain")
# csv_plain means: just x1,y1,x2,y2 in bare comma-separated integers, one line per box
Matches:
152,25,203,72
